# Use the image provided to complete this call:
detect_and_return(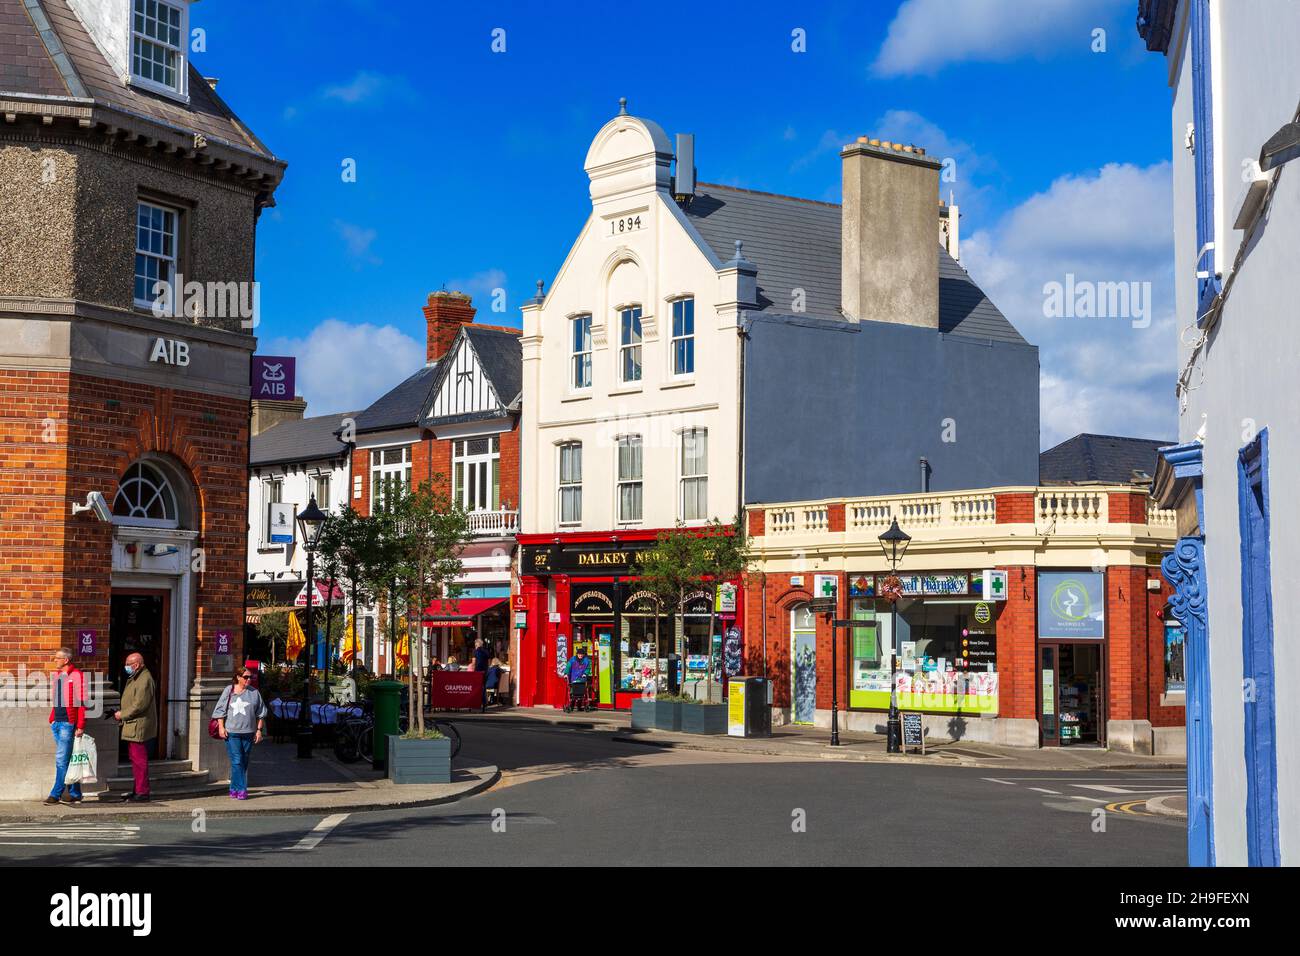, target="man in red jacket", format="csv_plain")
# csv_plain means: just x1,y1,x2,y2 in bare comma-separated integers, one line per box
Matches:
46,648,85,805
